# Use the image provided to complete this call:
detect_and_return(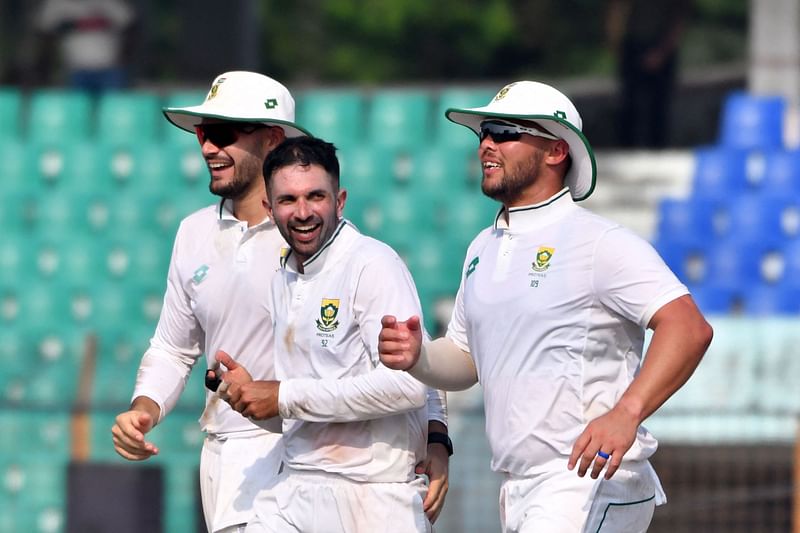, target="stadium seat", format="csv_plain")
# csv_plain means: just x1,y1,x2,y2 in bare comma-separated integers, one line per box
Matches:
27,89,93,143
367,89,432,150
723,193,793,241
372,187,438,252
691,146,752,200
30,140,110,193
0,139,38,195
0,87,22,139
296,88,366,146
742,284,800,315
434,87,495,148
444,189,499,241
103,234,172,284
404,145,474,195
687,284,738,315
718,91,786,150
338,144,397,194
654,196,722,245
0,410,72,459
775,239,800,288
97,91,161,146
702,238,772,289
754,148,800,195
31,234,105,286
